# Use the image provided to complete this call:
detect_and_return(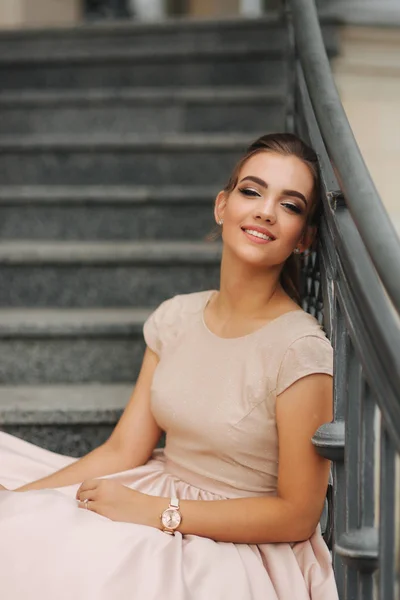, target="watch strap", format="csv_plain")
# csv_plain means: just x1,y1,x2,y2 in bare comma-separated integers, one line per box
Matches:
170,497,179,509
